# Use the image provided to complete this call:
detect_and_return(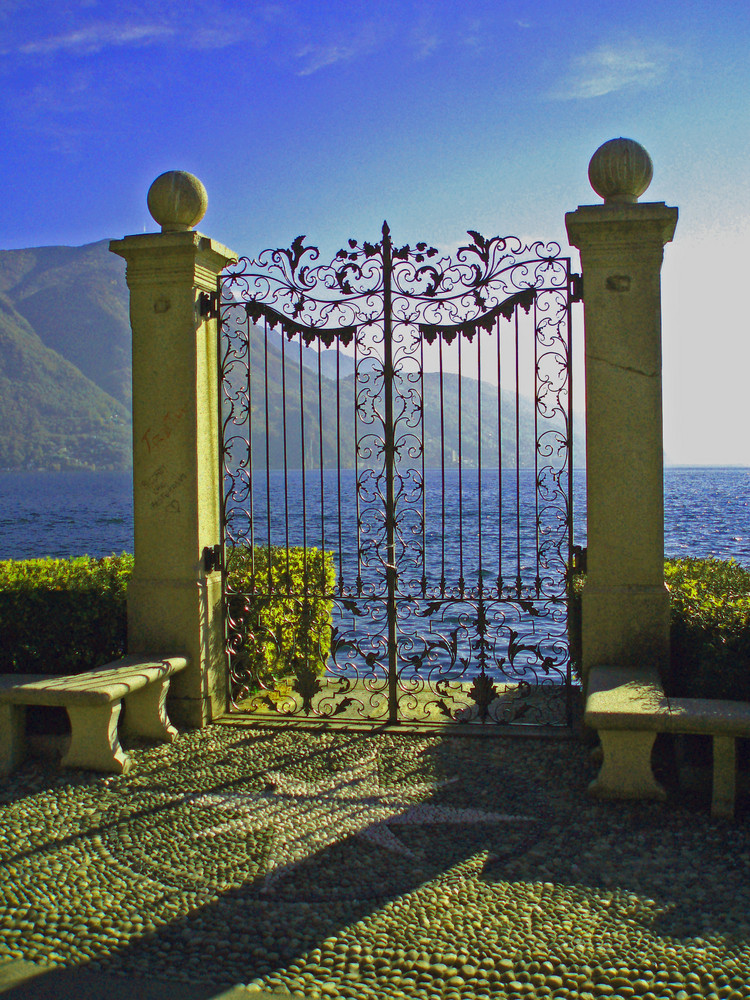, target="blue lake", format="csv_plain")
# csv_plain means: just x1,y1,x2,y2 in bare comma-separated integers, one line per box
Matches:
1,466,748,691
1,467,749,566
